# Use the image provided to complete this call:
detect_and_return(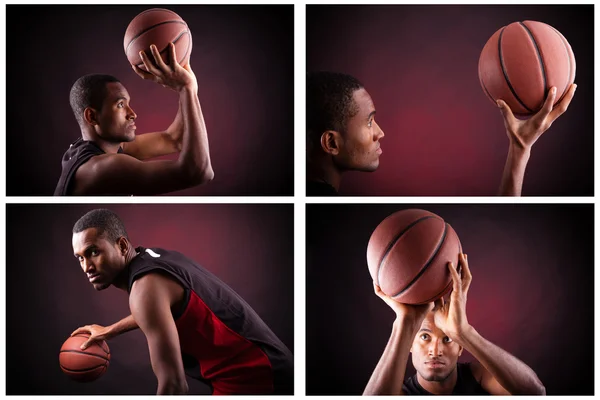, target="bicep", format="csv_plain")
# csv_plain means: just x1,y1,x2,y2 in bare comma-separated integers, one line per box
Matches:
471,361,511,395
73,153,195,195
130,277,185,382
122,131,179,160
